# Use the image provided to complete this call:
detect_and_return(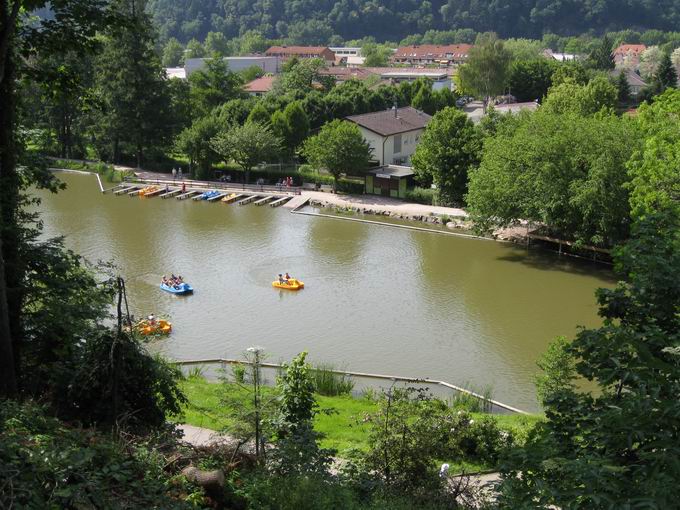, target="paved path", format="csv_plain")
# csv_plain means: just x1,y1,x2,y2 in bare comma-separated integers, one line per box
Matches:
302,190,468,218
